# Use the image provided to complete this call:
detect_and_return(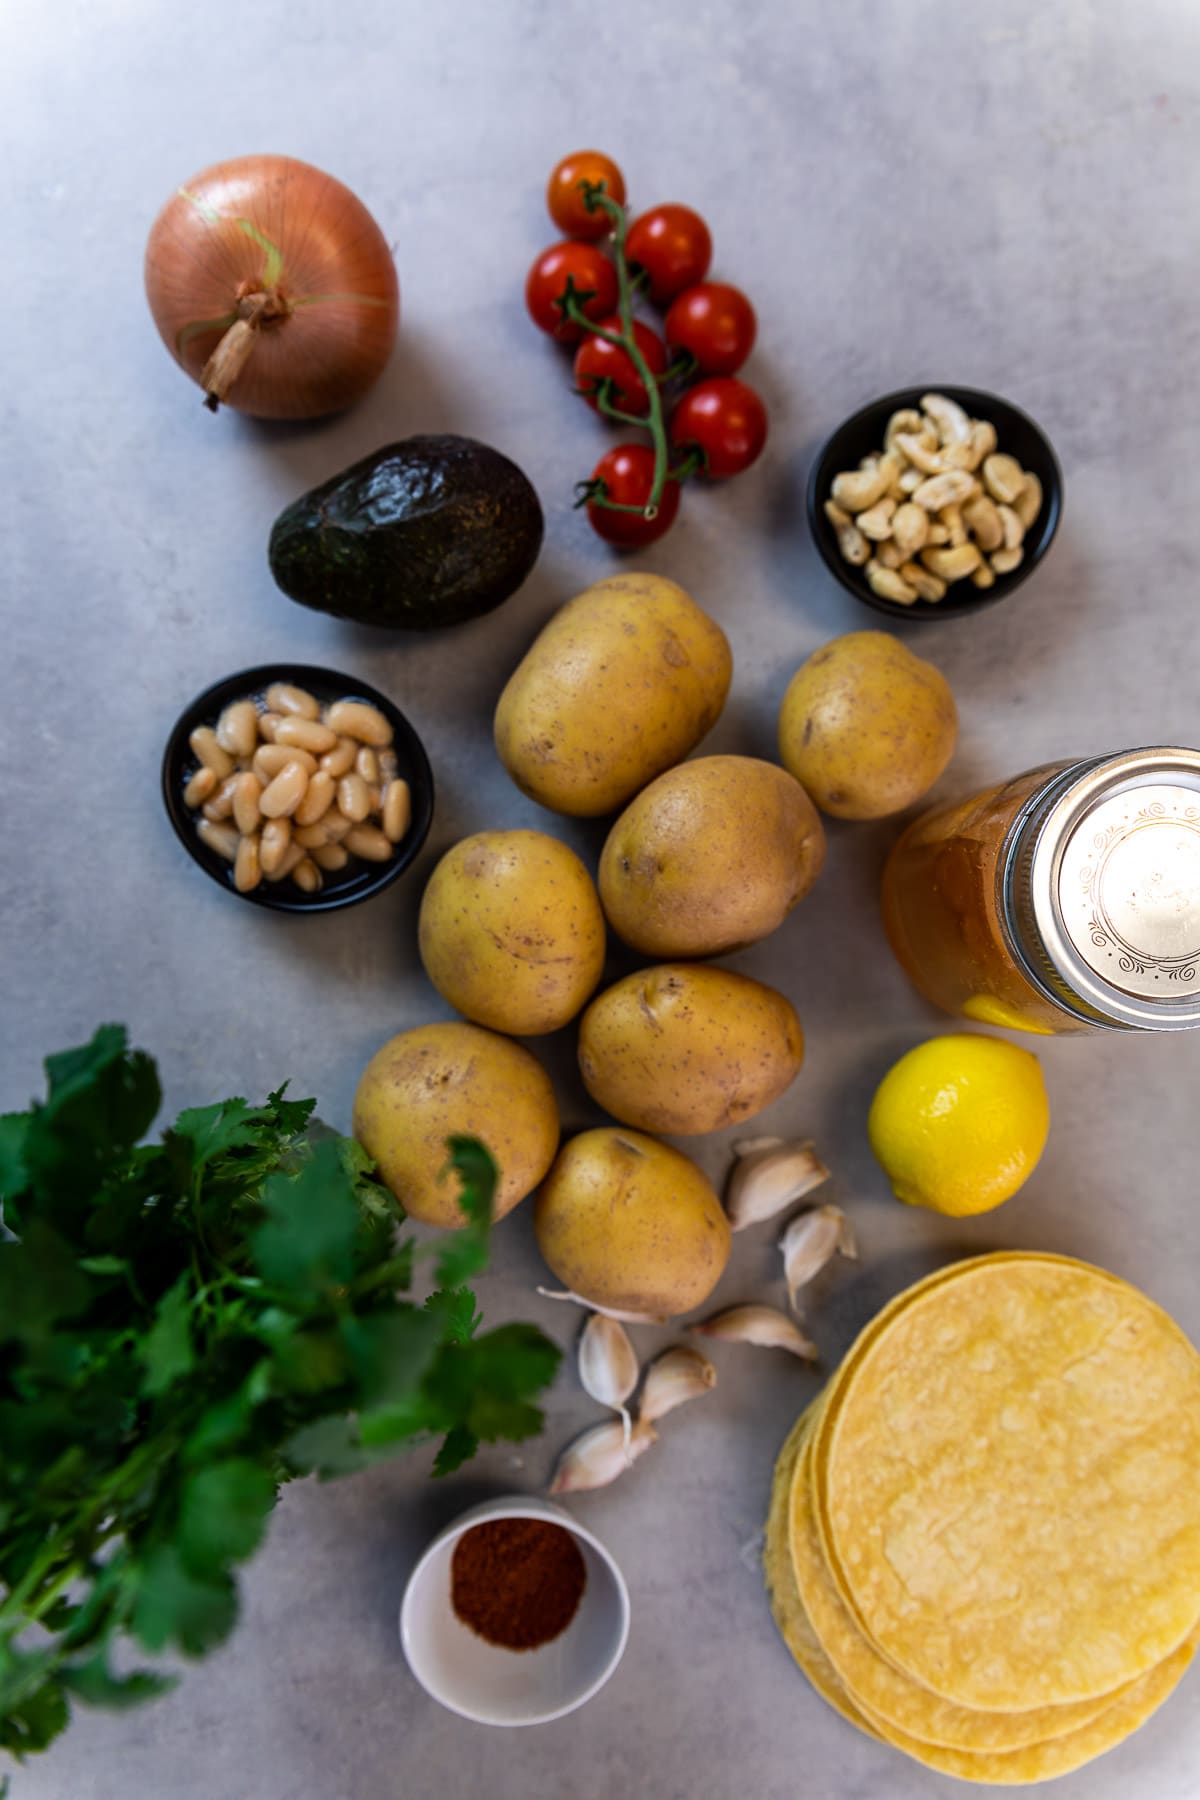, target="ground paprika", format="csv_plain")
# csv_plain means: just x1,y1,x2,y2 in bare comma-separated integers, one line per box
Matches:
450,1517,587,1651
